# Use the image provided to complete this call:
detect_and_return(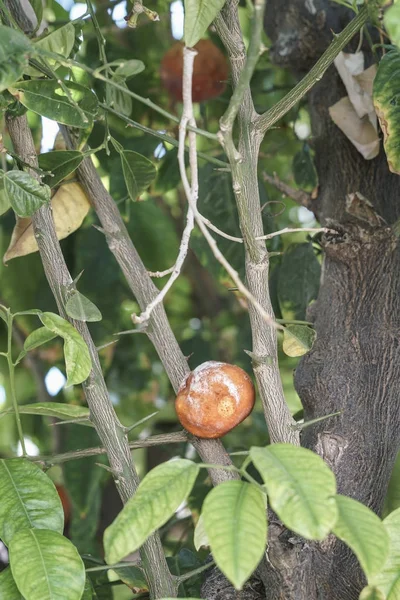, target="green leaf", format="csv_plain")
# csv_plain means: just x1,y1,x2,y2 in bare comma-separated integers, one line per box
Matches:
0,26,31,92
333,495,389,580
65,291,102,322
0,176,11,216
250,444,337,540
292,144,318,191
0,458,64,545
27,23,75,75
39,312,91,386
373,49,400,175
82,576,94,600
277,243,320,321
384,3,400,48
104,459,199,564
3,171,50,217
9,528,85,600
359,587,386,600
120,150,157,201
282,324,316,357
114,59,145,79
384,451,400,518
194,513,209,550
108,83,132,117
184,0,226,48
369,507,400,598
38,150,84,188
0,401,90,422
0,567,23,600
17,80,99,129
202,481,267,590
112,565,147,590
24,326,58,352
